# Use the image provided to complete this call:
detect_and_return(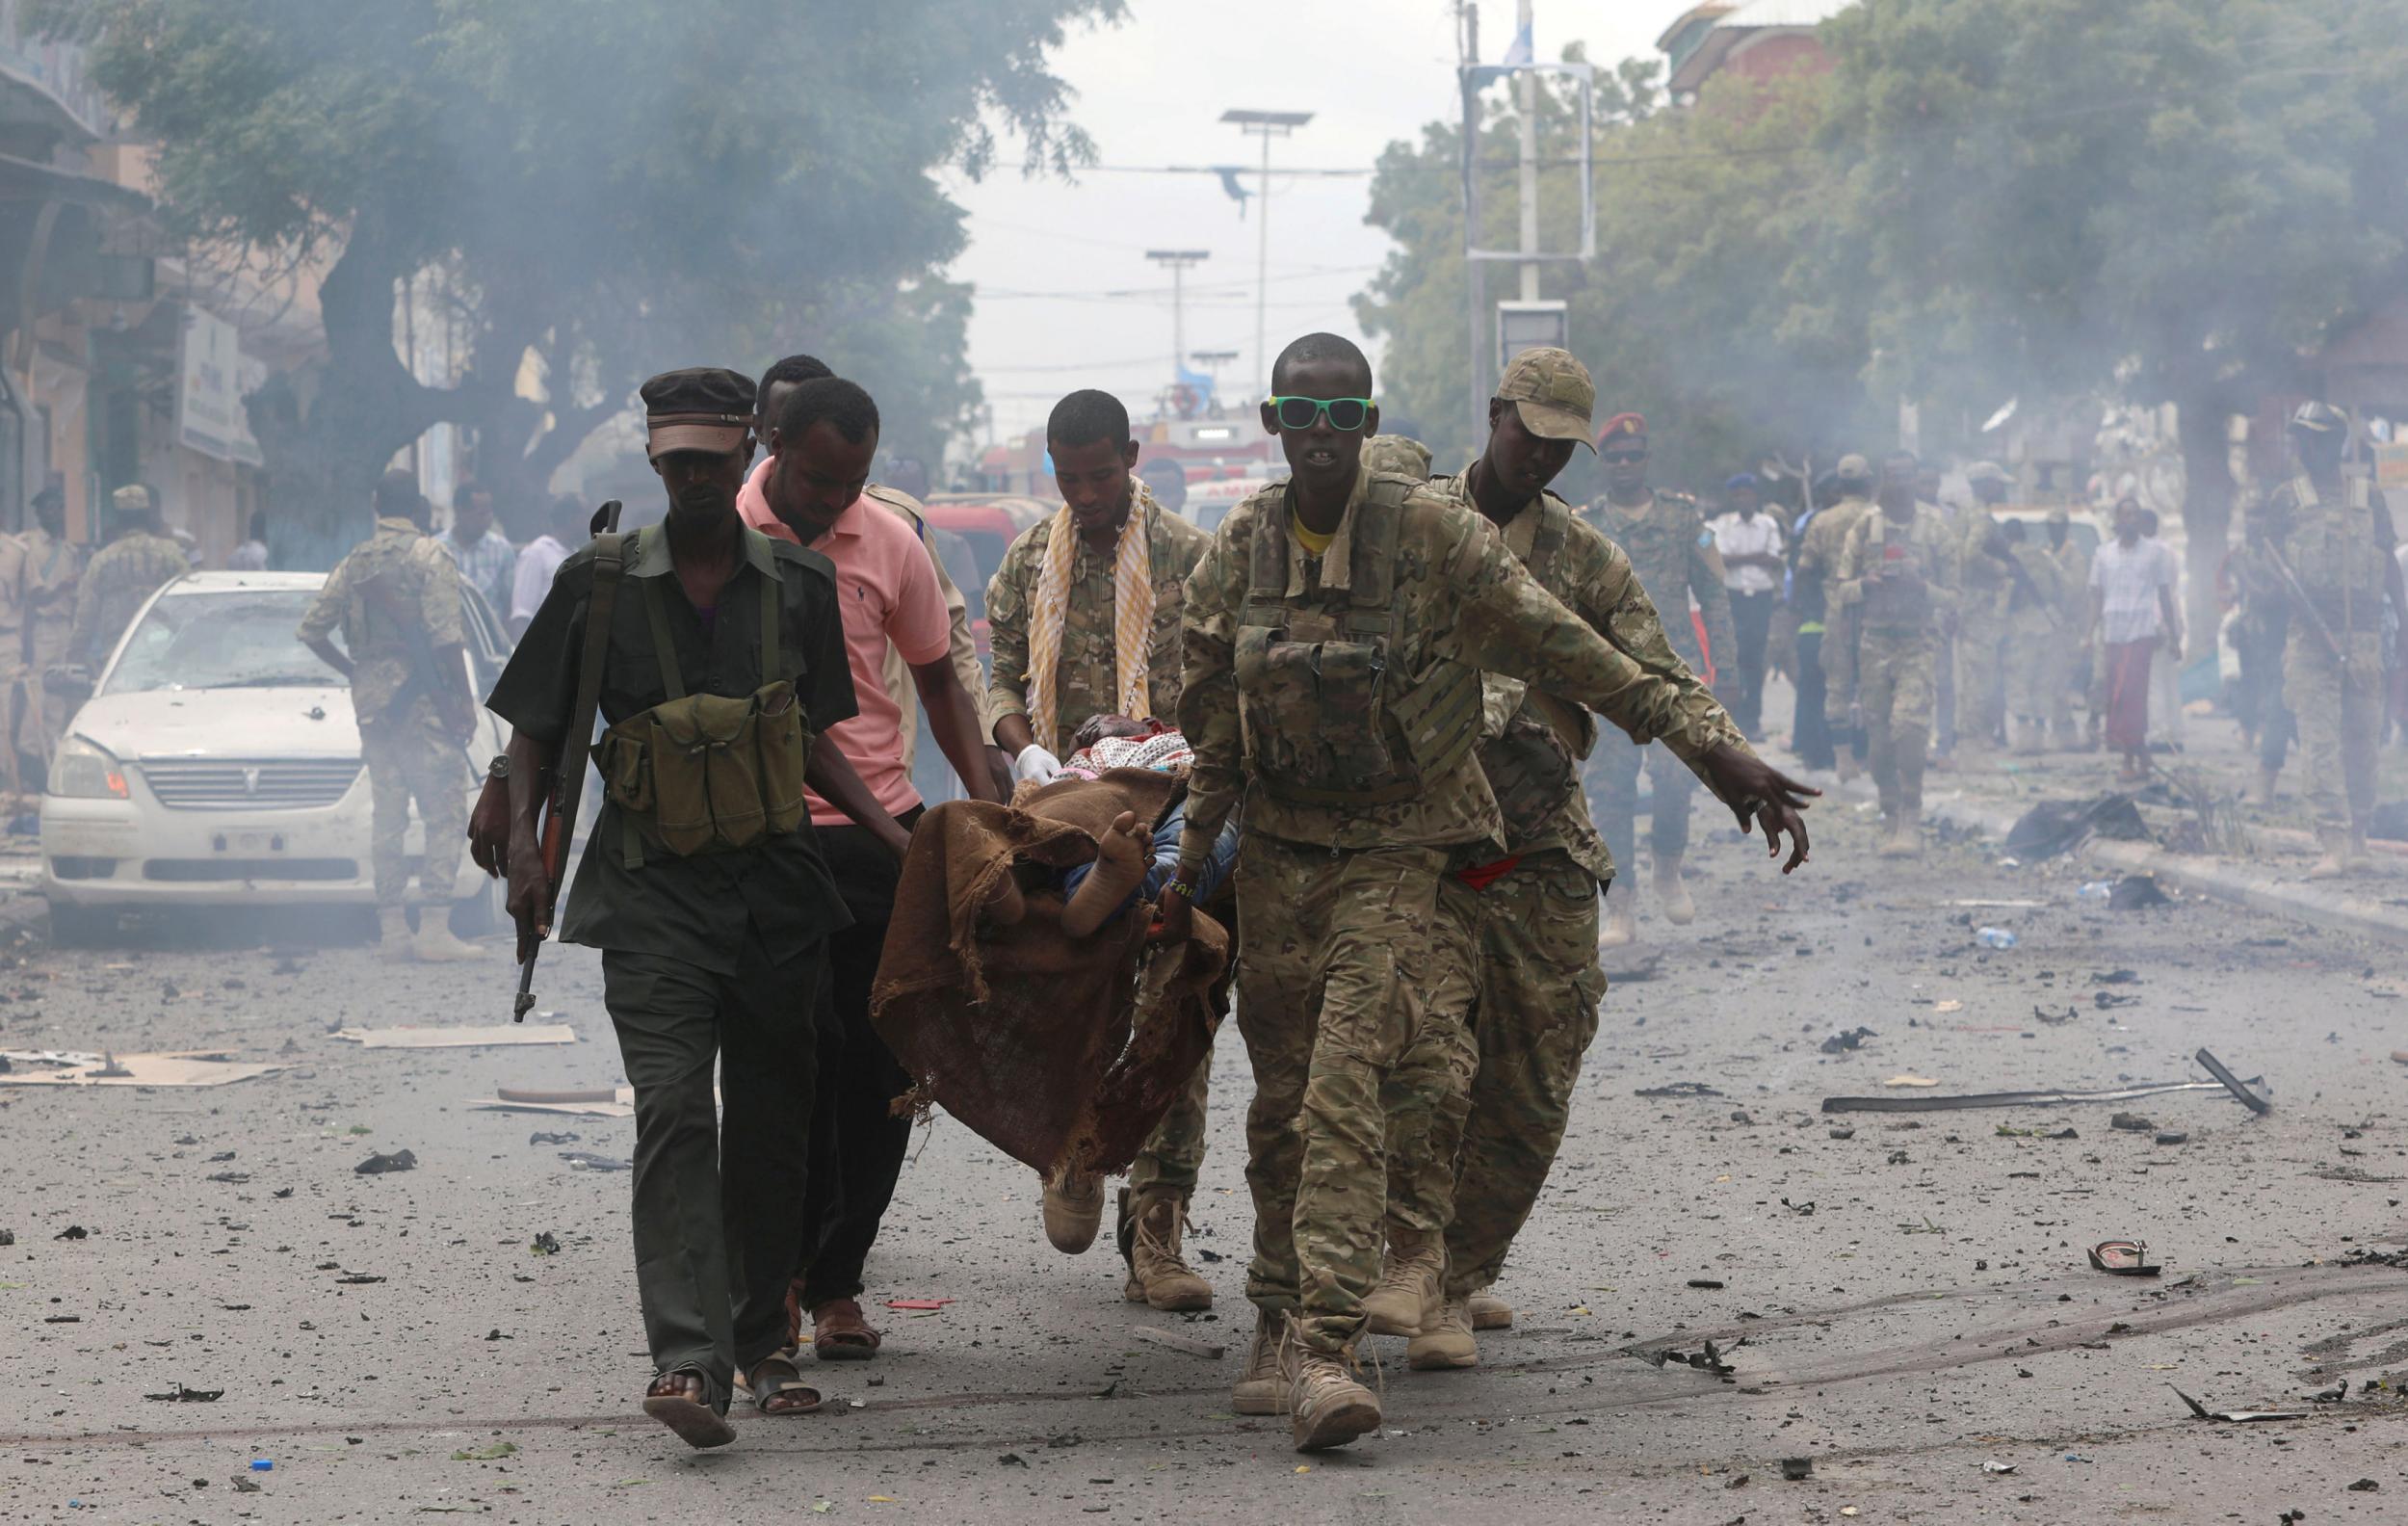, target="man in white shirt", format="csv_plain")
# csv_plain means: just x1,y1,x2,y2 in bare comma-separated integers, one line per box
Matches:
1712,473,1785,738
438,479,516,615
2084,497,2182,781
507,496,585,639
